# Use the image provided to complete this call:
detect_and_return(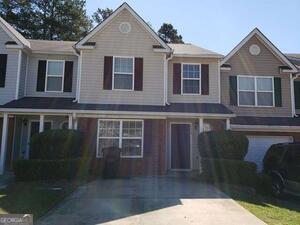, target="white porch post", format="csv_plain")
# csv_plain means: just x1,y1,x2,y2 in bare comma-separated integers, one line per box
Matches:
198,118,204,133
39,115,44,132
0,113,9,175
68,115,73,129
226,118,231,130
